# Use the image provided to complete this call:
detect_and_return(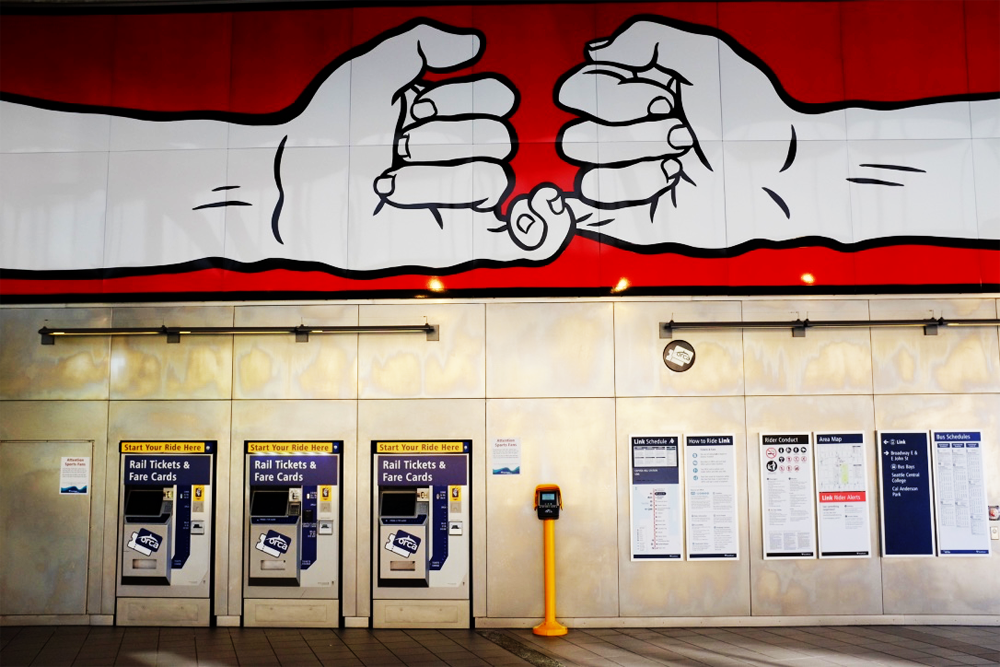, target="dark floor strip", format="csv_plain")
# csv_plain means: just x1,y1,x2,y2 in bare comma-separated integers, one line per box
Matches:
478,630,564,667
